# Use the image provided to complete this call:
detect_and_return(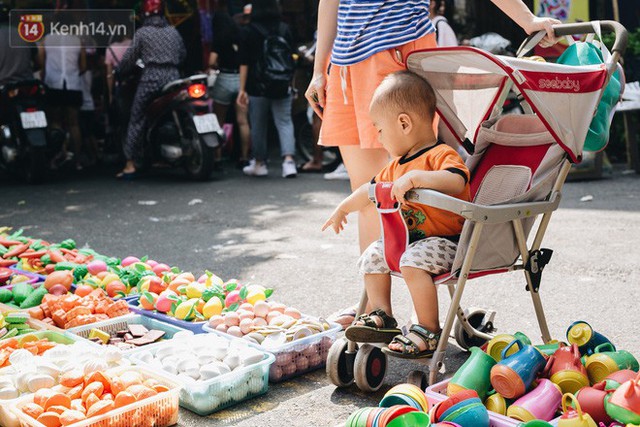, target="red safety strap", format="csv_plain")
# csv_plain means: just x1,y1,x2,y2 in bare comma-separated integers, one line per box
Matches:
374,182,409,273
